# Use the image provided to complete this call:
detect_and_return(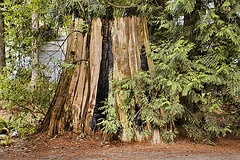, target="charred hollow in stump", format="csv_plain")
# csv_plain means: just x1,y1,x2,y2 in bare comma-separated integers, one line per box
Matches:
39,16,159,143
90,20,113,132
